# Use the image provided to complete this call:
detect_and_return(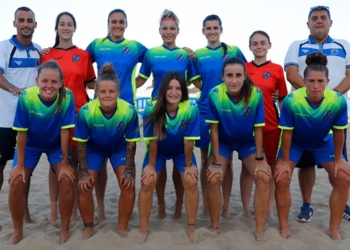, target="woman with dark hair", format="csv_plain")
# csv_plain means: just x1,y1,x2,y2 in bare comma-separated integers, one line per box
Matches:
8,60,76,244
74,63,140,240
275,52,350,240
192,14,247,218
41,11,96,222
138,71,200,242
206,57,271,242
